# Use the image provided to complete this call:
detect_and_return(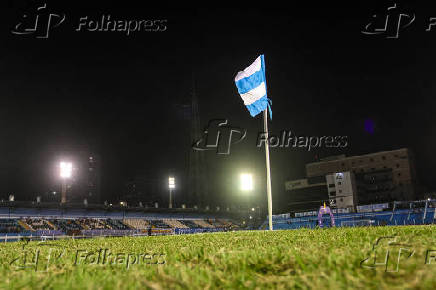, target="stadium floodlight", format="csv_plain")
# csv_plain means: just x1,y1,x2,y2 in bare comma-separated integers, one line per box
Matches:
59,161,72,204
240,173,253,191
168,177,175,209
60,162,72,178
168,177,175,189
